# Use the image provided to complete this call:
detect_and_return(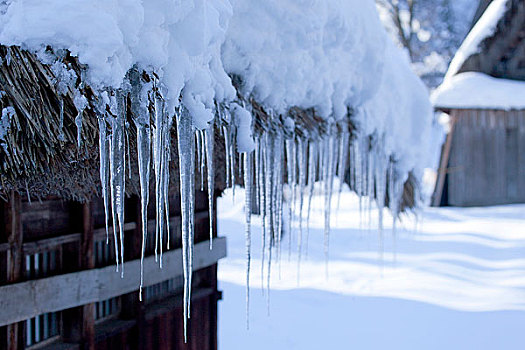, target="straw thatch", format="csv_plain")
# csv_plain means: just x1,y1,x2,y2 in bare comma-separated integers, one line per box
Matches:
0,45,419,208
